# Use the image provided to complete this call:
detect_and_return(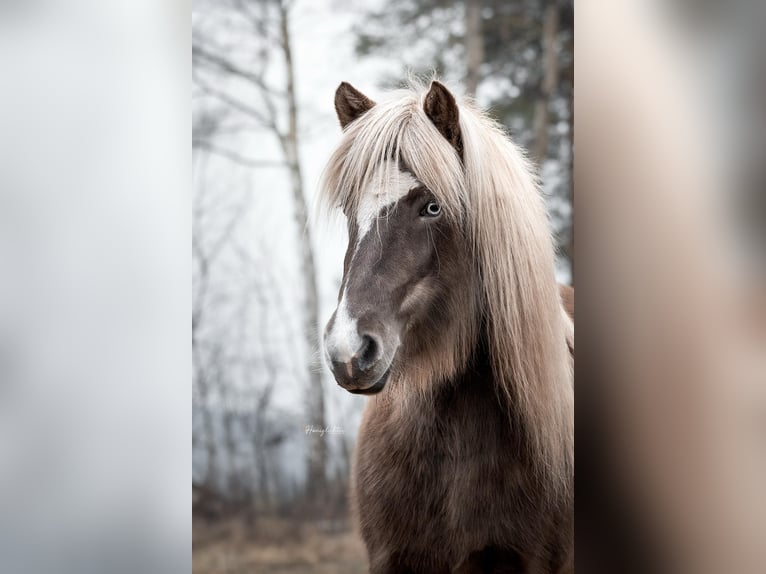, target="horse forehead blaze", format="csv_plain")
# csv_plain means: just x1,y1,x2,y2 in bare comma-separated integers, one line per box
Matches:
354,160,421,242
